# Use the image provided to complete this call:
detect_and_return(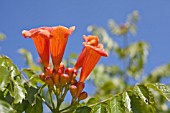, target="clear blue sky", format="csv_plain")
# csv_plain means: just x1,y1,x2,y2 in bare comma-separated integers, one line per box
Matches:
0,0,170,76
